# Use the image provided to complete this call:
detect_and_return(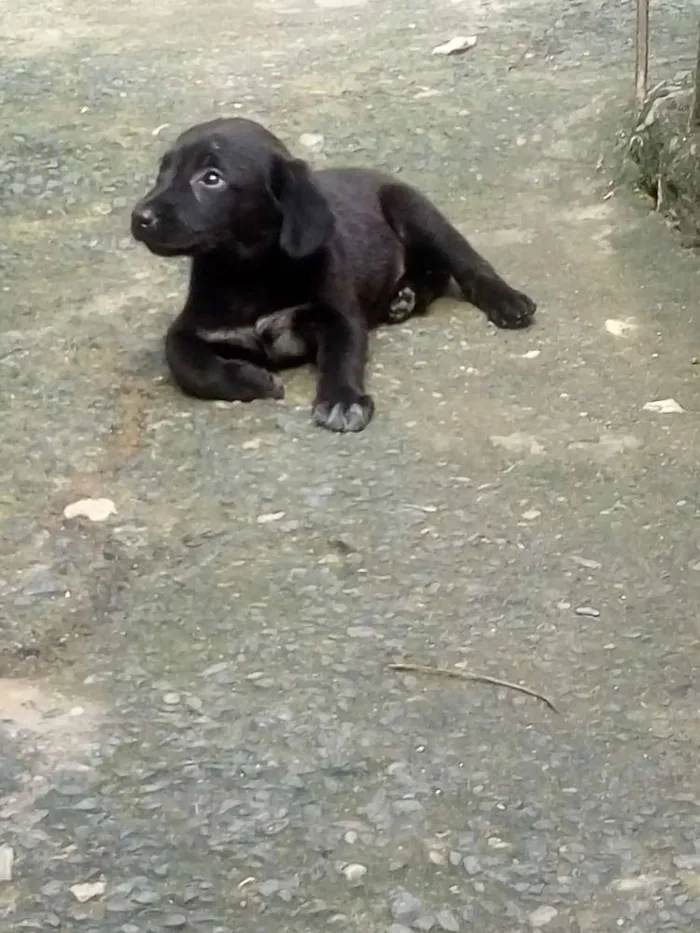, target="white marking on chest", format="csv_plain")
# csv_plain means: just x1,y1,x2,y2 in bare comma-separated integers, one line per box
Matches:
196,327,251,344
255,306,311,360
